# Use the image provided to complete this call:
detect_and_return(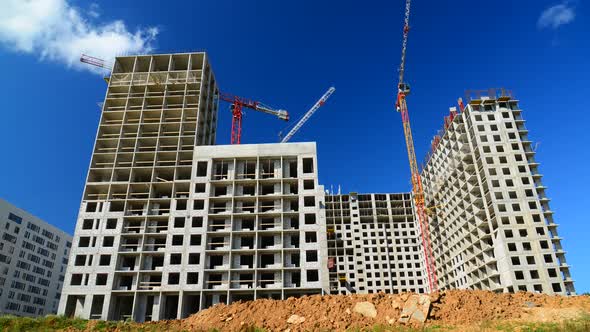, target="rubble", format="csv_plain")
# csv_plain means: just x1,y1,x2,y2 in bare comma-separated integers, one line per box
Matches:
139,290,590,331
